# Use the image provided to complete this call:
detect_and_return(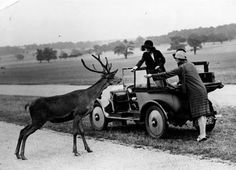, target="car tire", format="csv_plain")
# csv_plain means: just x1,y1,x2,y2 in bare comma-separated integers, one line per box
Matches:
145,105,167,138
206,100,216,132
90,103,108,131
206,115,216,132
